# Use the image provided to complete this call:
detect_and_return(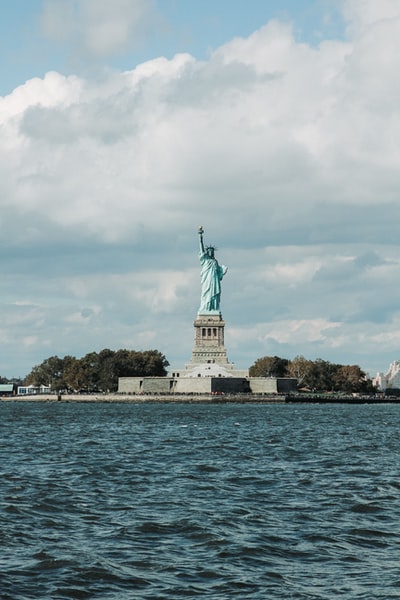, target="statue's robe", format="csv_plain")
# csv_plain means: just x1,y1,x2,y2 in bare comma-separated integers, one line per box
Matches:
199,252,227,313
